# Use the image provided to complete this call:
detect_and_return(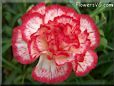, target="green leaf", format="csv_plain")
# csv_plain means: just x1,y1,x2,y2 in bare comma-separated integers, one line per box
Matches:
17,18,22,25
103,64,114,77
68,0,81,14
87,74,95,80
100,0,111,3
4,12,12,23
3,25,12,37
101,12,106,21
100,37,108,48
11,13,23,27
95,15,100,24
4,5,16,15
2,43,11,53
106,45,114,50
2,58,21,72
98,52,113,66
90,6,106,17
99,29,104,37
99,37,114,50
4,71,18,84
